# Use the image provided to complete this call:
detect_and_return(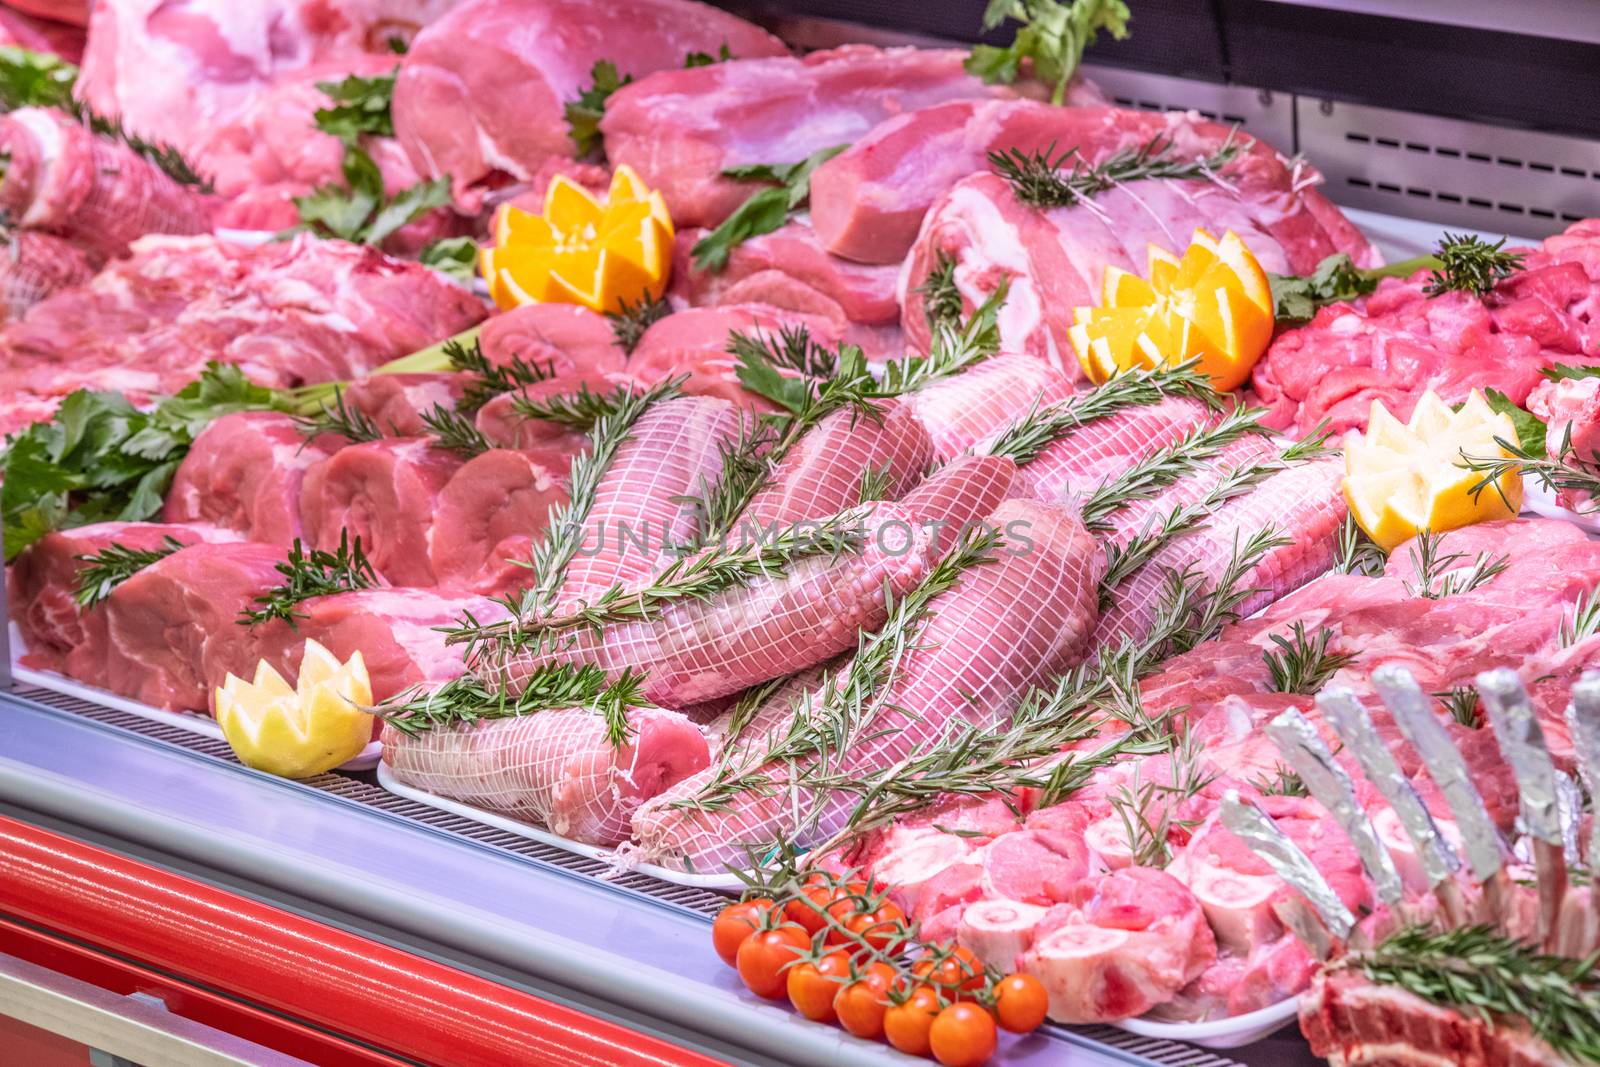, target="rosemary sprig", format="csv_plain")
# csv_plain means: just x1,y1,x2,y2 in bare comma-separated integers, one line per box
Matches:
1433,686,1482,728
606,293,671,355
377,664,646,748
1253,766,1309,797
420,403,491,457
1263,621,1355,694
988,133,1240,210
509,382,628,430
985,361,1218,467
1424,234,1527,298
293,386,384,444
73,536,186,607
1402,529,1510,600
915,251,964,332
1333,513,1389,576
451,377,683,659
239,532,379,629
858,463,894,505
445,334,555,414
1342,924,1600,1064
1109,726,1216,866
678,526,1005,817
1463,425,1600,516
876,281,1009,394
1560,588,1600,649
728,324,841,384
